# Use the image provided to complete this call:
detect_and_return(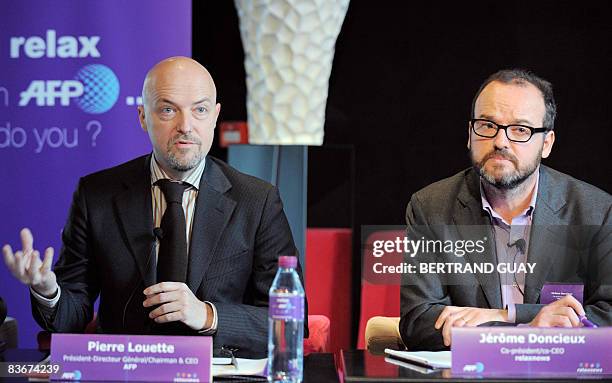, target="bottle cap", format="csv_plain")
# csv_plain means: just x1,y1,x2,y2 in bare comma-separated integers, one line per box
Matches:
278,256,297,268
